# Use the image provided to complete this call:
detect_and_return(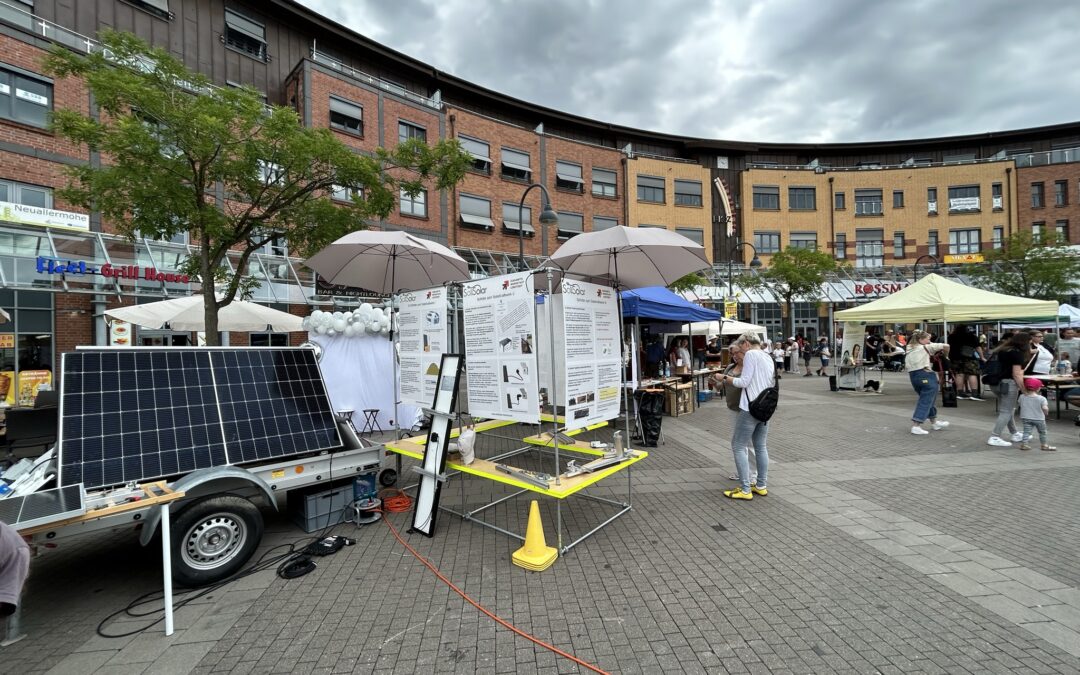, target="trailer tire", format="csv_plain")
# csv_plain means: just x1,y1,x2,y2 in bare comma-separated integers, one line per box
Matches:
378,468,398,487
171,495,263,587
